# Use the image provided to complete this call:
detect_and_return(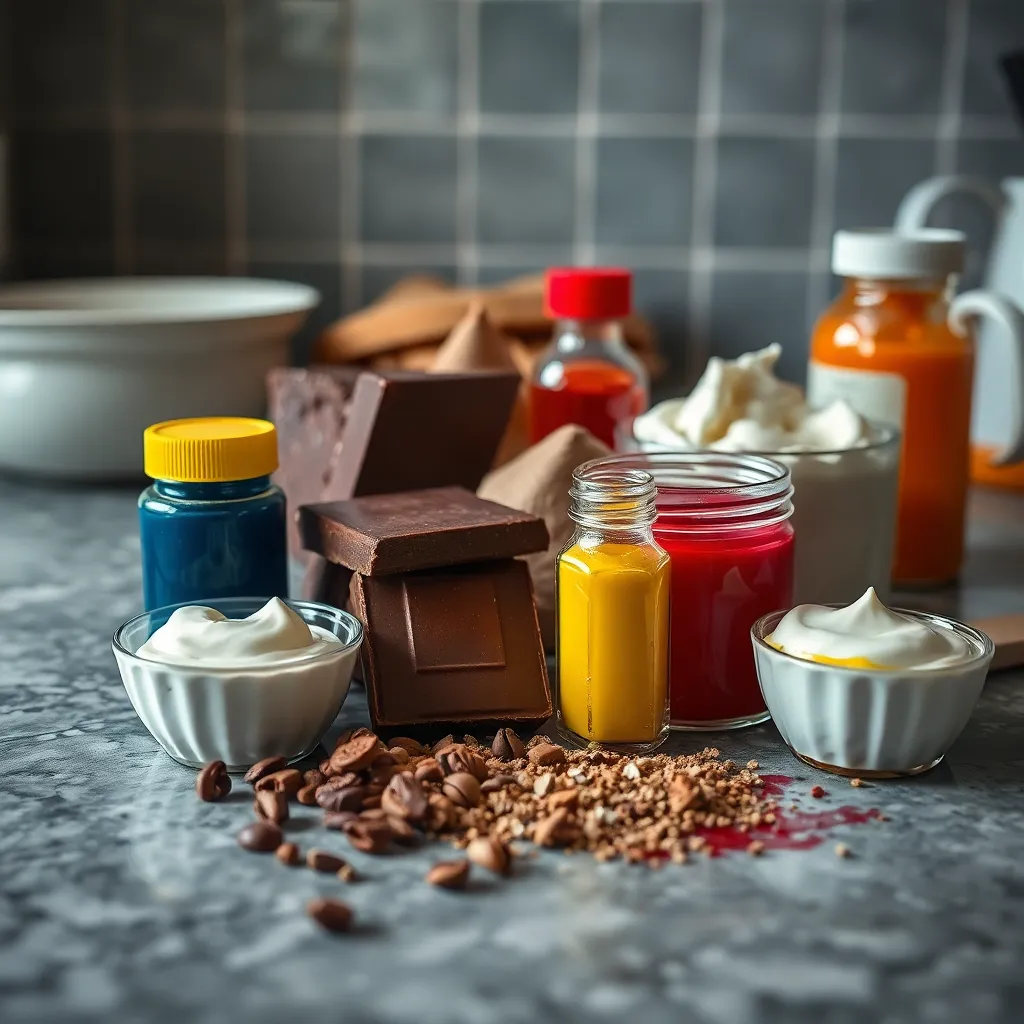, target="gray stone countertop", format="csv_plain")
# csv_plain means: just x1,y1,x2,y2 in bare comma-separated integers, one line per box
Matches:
1,479,1023,1024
